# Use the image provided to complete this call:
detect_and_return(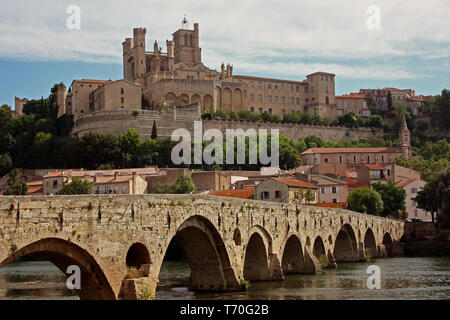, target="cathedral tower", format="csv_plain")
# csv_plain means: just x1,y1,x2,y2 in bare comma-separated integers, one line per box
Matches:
173,18,202,65
399,113,412,159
